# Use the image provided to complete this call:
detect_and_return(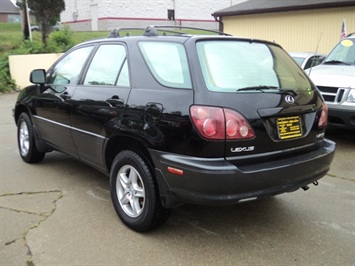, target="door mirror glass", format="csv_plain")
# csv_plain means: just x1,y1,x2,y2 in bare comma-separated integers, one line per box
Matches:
30,69,46,84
